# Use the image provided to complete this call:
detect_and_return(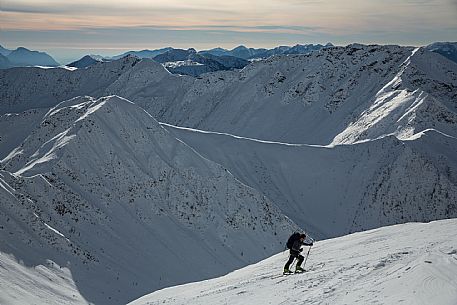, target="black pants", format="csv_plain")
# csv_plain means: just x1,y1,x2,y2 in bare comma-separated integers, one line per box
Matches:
284,251,304,270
